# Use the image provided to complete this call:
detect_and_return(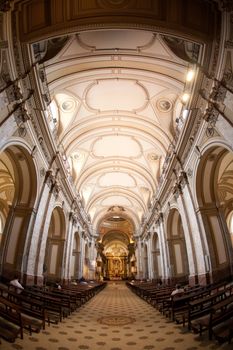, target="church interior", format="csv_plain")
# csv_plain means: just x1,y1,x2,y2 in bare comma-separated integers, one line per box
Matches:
0,0,233,348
